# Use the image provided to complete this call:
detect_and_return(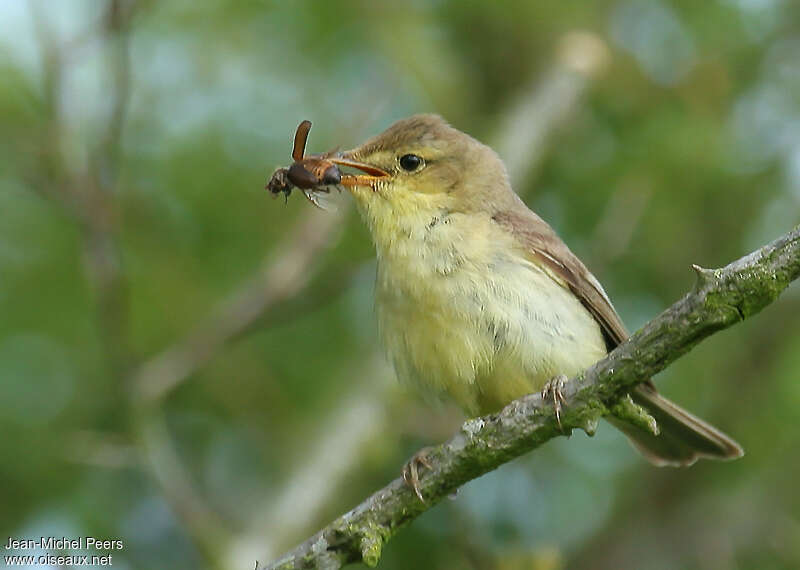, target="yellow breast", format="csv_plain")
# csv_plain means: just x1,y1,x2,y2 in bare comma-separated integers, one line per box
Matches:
370,205,607,416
